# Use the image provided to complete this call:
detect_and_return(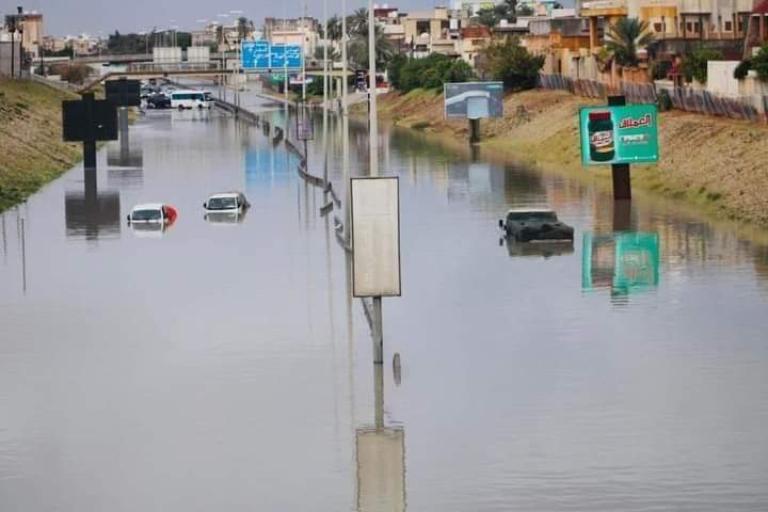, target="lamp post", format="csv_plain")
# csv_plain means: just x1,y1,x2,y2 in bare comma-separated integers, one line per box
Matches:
367,0,378,177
